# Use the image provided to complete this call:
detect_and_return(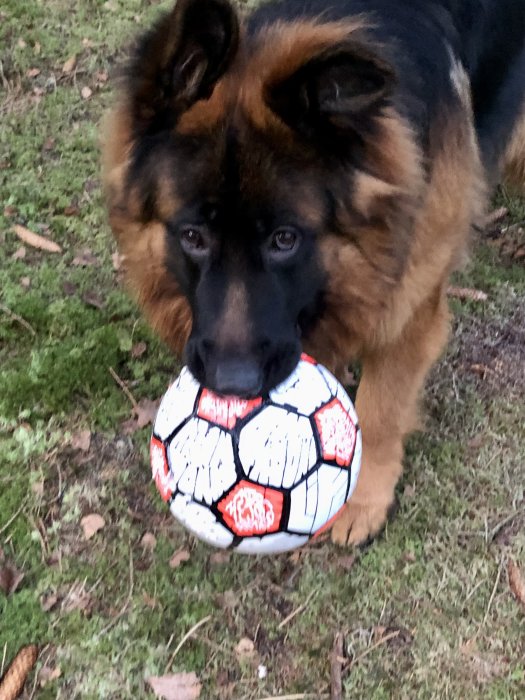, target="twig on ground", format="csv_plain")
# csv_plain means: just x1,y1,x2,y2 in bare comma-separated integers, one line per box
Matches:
345,630,400,671
278,588,318,629
490,508,525,541
164,615,212,672
0,302,36,335
330,632,344,700
0,500,27,536
481,556,505,627
108,366,138,409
